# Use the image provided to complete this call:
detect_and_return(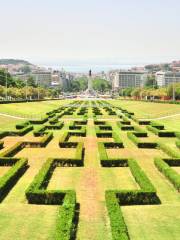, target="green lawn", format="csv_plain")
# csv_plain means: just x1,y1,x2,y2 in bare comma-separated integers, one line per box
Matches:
0,115,22,131
109,99,180,131
0,99,71,118
109,100,180,118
